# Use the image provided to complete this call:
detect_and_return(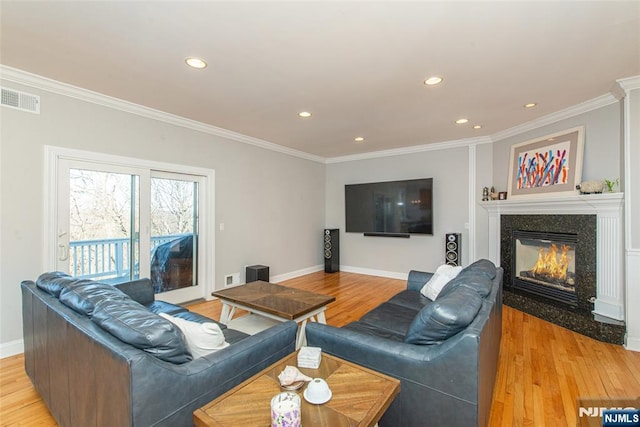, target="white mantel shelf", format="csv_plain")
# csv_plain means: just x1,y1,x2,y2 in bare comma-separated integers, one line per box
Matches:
479,192,624,214
480,192,625,323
